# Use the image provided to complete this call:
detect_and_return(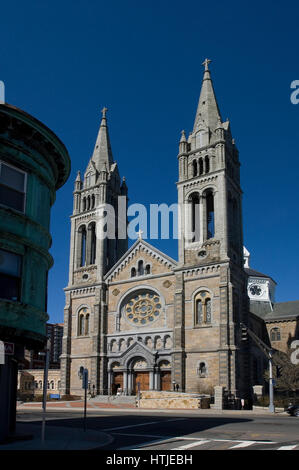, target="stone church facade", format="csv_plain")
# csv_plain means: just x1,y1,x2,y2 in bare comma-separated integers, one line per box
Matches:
60,61,251,400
